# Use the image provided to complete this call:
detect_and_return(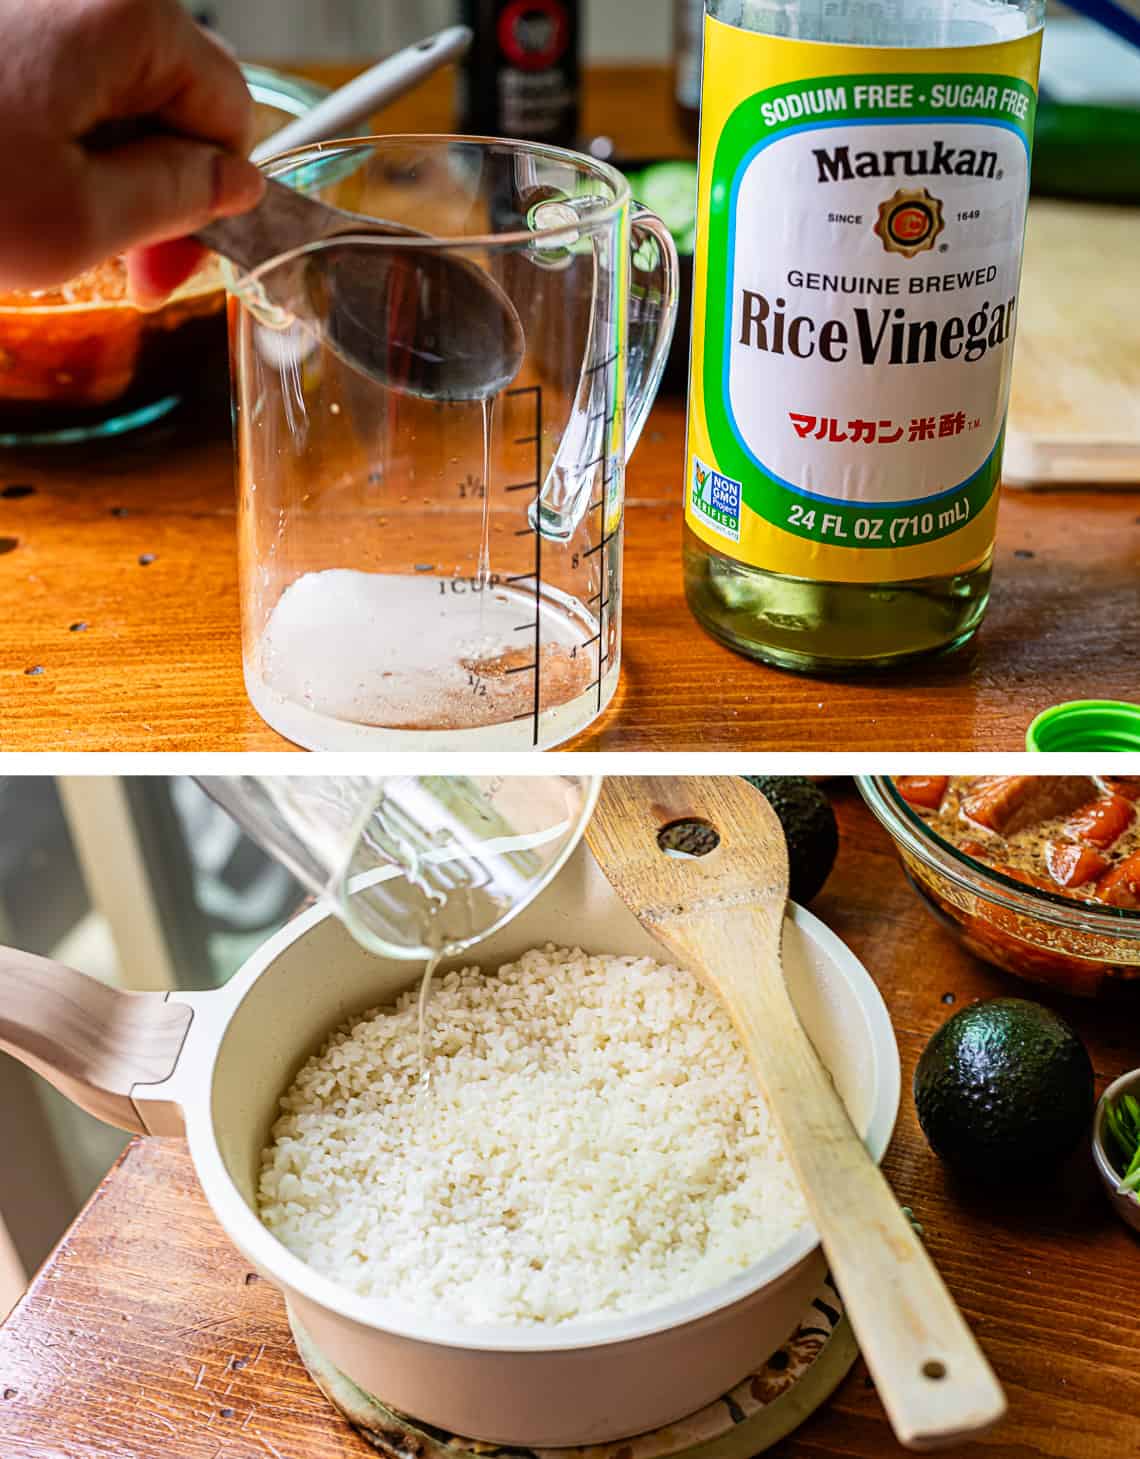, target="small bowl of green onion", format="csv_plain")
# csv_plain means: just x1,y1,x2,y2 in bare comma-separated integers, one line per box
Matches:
1093,1070,1140,1234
